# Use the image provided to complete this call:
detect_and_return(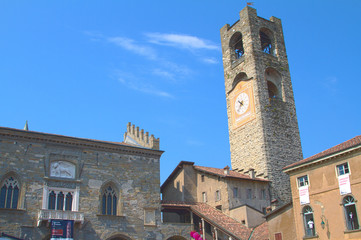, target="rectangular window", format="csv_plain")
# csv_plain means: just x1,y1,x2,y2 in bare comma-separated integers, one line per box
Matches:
247,189,252,199
337,163,350,176
233,187,238,198
215,190,221,201
260,189,266,200
202,192,207,202
275,233,282,240
201,175,205,182
297,175,309,188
